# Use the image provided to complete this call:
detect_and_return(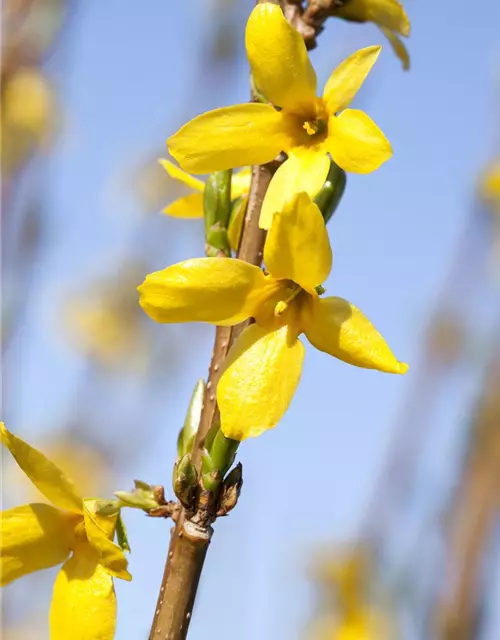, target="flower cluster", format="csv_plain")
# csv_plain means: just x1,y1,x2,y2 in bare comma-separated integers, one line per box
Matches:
140,3,408,442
